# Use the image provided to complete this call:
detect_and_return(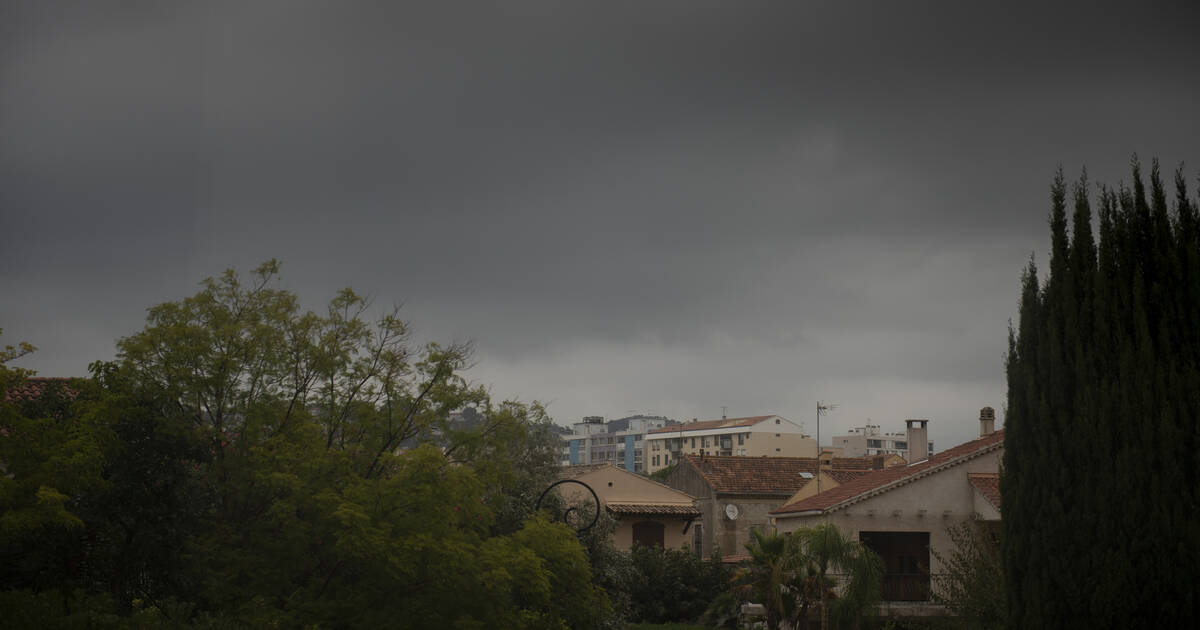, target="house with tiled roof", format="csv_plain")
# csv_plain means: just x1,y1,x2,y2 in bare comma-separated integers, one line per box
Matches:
660,452,888,560
557,463,701,550
644,414,817,474
3,377,80,403
771,409,1004,608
